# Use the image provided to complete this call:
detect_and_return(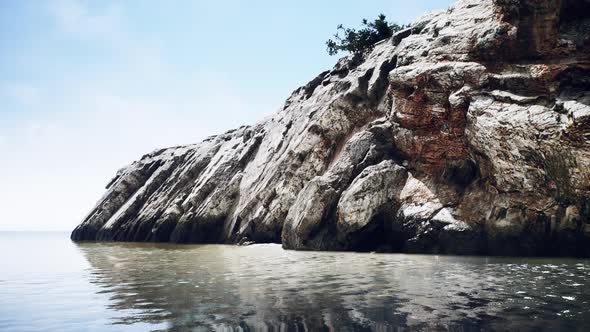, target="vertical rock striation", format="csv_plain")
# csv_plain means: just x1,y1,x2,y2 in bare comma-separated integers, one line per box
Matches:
72,0,590,256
